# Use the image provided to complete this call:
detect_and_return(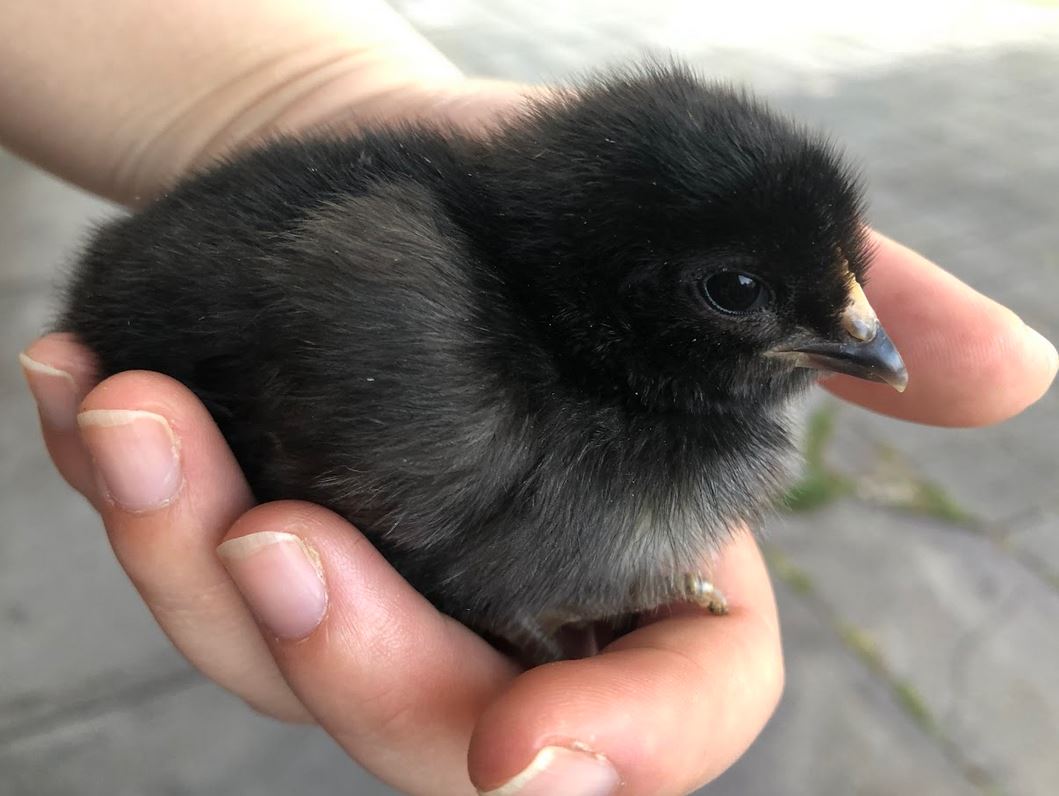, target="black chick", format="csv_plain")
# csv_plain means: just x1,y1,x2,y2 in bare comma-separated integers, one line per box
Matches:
62,62,907,663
